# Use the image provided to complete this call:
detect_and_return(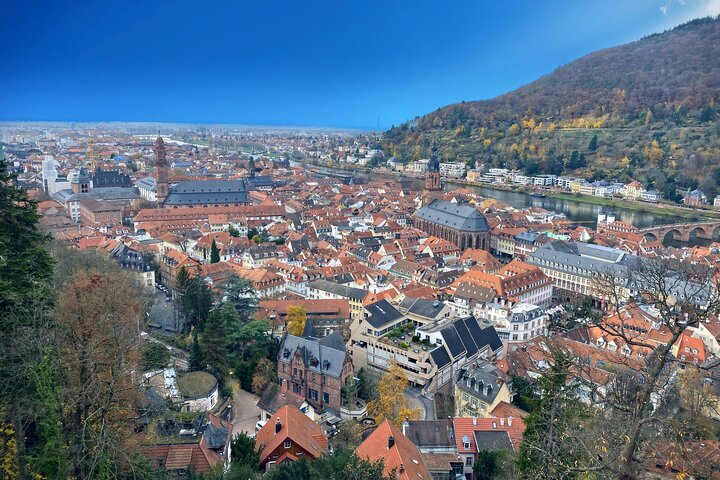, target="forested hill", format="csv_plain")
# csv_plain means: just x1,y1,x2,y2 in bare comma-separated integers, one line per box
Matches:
383,16,720,199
